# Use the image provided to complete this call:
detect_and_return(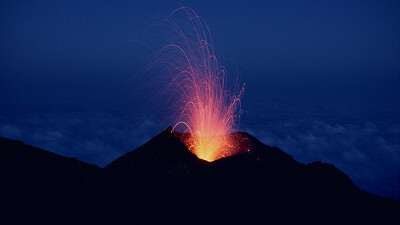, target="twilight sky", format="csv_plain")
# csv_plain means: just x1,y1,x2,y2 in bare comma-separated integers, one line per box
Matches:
1,0,399,200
